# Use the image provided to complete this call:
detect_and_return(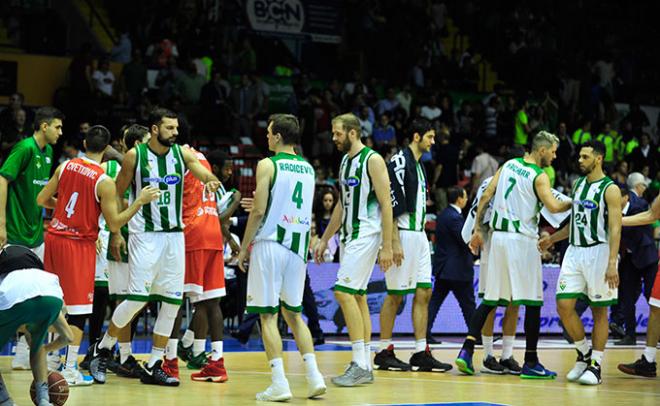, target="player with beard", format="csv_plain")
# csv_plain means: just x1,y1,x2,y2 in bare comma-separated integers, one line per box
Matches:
456,131,572,378
541,140,622,385
315,113,394,386
87,108,222,387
